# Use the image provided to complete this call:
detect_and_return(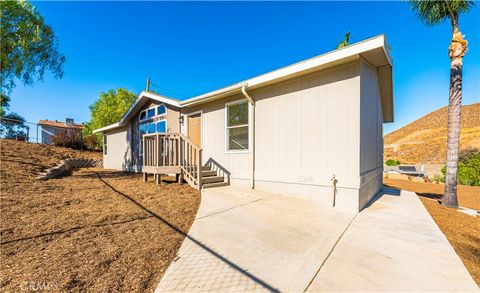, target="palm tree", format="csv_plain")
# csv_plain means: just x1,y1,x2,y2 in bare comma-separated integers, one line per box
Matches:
409,0,474,208
336,32,351,49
